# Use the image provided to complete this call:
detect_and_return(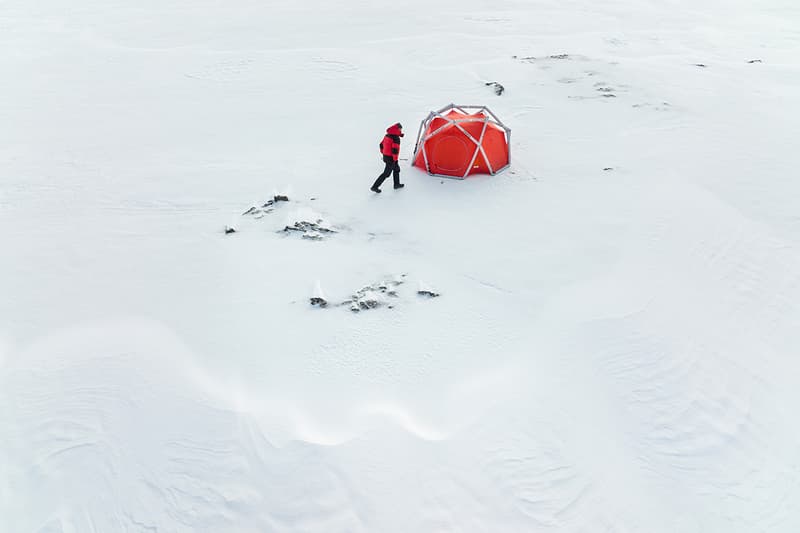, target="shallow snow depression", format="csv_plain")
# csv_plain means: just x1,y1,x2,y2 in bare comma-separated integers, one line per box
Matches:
2,0,800,531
